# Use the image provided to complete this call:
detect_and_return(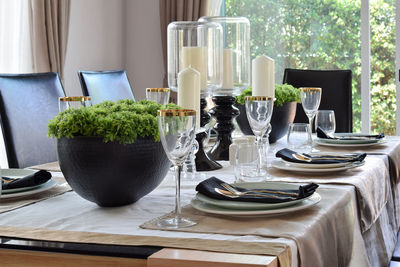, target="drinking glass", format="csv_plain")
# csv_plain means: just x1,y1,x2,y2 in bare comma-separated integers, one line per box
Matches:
287,123,312,152
245,96,274,177
146,88,170,105
157,109,197,228
234,143,267,182
300,87,322,133
59,96,92,112
315,110,336,134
